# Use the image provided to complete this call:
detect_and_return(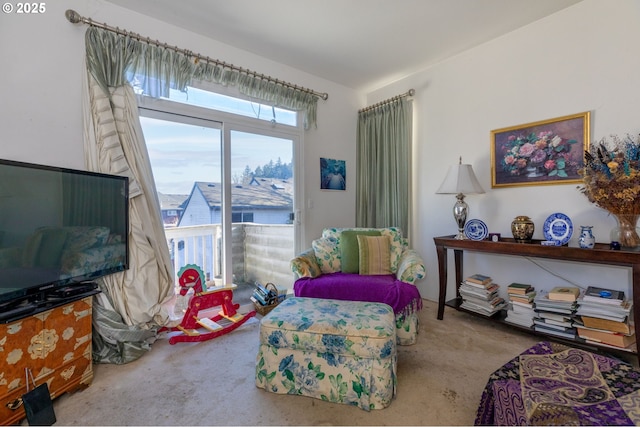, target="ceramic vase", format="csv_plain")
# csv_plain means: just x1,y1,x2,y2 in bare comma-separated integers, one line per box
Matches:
511,216,534,243
525,166,543,178
579,226,595,249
